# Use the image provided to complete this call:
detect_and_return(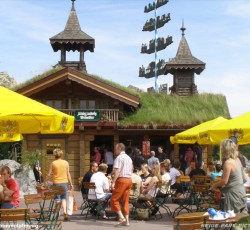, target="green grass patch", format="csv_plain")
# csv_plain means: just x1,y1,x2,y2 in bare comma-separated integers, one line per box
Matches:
13,67,139,97
120,93,230,126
